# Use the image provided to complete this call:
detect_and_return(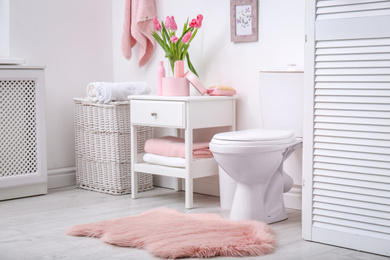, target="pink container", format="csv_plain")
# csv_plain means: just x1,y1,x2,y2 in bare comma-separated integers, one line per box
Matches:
162,78,190,96
174,61,185,78
157,61,165,96
184,71,207,95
